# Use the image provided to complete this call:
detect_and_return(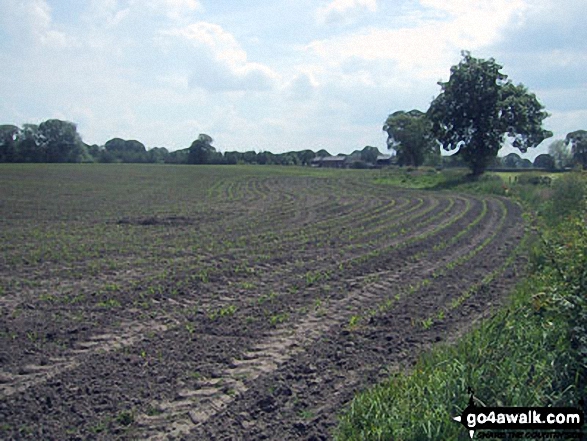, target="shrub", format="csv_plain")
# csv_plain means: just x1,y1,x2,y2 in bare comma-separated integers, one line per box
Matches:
542,173,586,225
516,173,552,186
